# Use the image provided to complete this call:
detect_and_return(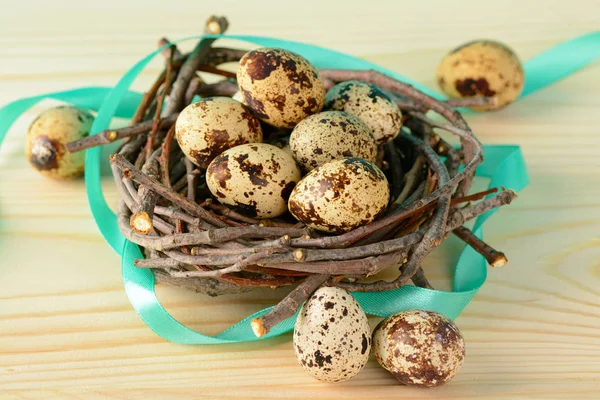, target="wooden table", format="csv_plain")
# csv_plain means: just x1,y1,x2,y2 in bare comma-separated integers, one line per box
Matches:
1,1,599,398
